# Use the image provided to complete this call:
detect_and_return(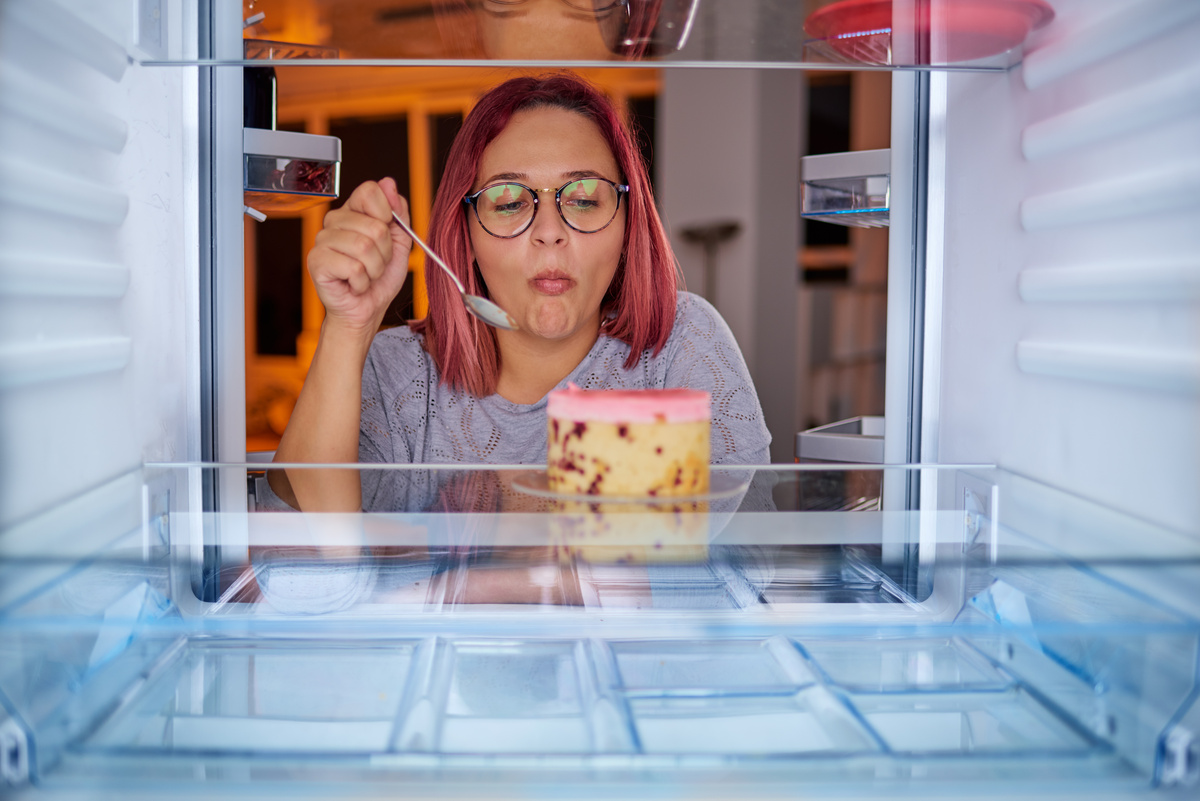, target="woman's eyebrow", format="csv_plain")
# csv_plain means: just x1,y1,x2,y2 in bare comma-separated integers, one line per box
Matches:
481,171,528,185
562,169,611,181
478,169,617,187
